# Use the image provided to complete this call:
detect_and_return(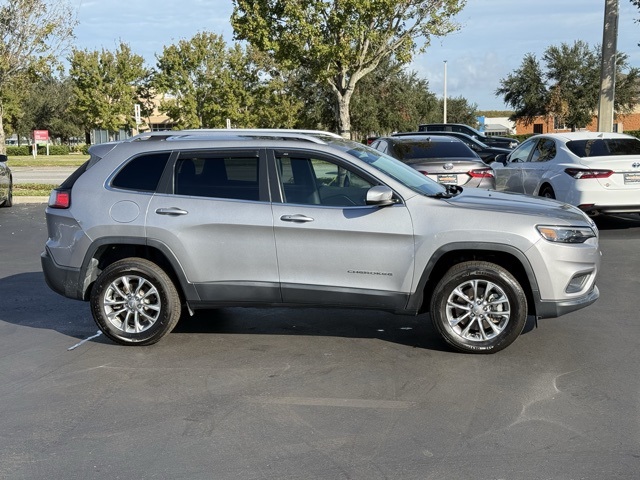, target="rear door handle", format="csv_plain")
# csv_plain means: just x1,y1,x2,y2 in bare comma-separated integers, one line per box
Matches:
156,207,189,216
280,214,314,223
